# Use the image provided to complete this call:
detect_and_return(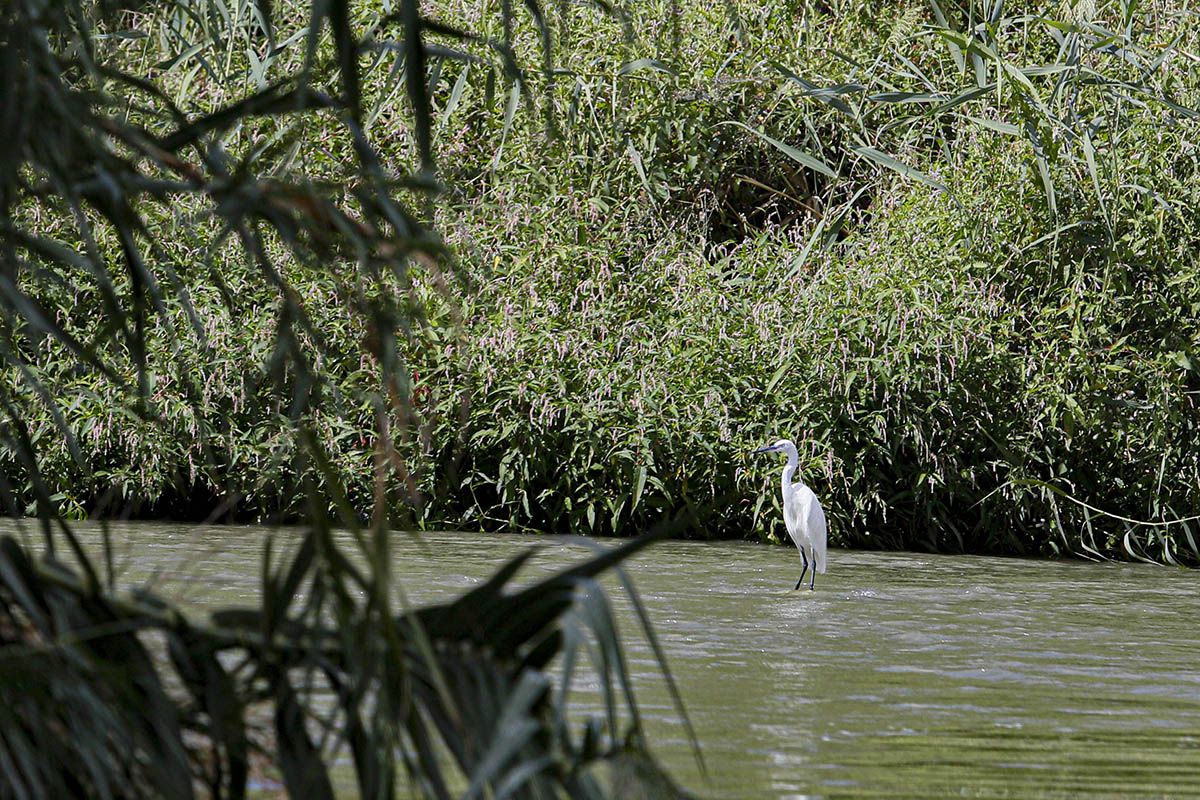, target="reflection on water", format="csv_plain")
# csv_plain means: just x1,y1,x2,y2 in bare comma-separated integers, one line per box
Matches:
7,520,1200,799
